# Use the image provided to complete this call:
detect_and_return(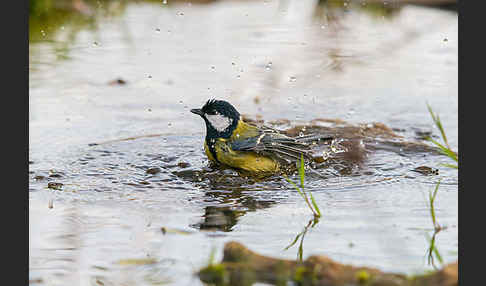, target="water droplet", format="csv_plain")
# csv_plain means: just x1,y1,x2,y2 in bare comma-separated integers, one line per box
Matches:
236,75,241,79
289,76,297,82
155,28,161,32
168,122,172,127
148,75,152,79
178,12,184,16
299,132,304,137
443,38,448,42
265,62,272,71
210,66,215,70
93,41,99,46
